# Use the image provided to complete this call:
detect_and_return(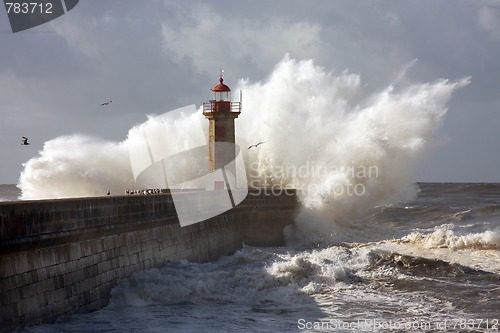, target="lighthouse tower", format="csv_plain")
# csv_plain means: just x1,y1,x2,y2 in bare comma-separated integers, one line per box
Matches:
203,73,241,172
